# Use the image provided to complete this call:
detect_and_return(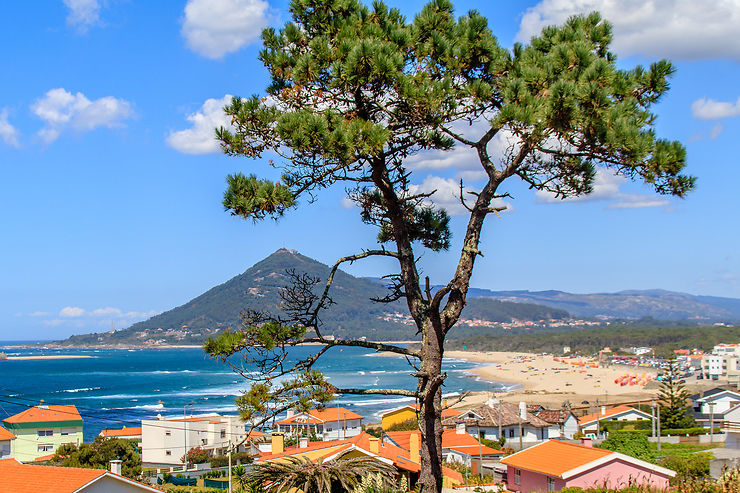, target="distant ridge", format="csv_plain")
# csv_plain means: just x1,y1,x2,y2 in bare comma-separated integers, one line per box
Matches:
56,249,567,346
458,287,740,321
